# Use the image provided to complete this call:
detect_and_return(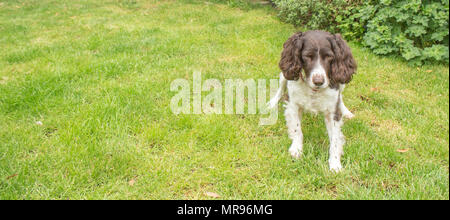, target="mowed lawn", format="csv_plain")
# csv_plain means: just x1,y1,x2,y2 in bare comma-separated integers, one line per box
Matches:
0,0,448,200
